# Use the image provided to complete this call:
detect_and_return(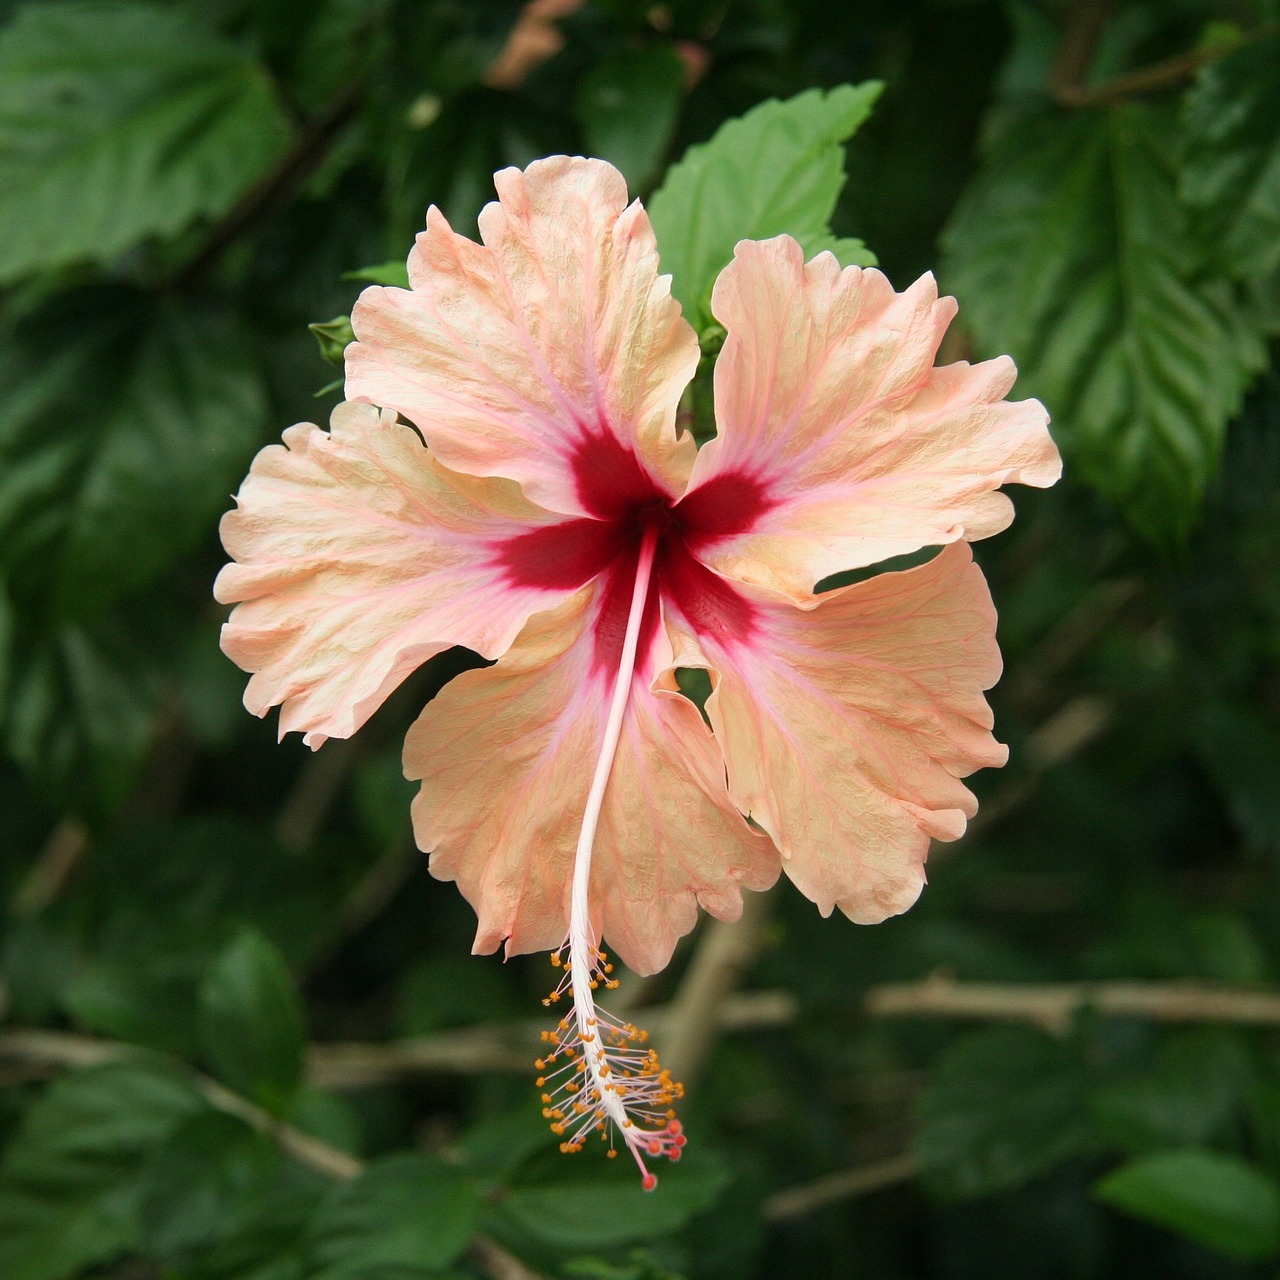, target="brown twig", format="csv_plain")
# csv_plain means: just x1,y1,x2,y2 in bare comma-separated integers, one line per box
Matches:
1047,0,1112,104
310,1023,532,1084
1006,578,1140,707
0,1029,361,1176
0,1028,121,1070
18,978,1278,1095
660,890,773,1087
762,1153,917,1222
12,974,1280,1247
0,992,797,1092
303,834,422,980
10,817,91,918
1048,0,1278,110
274,737,365,854
864,975,1280,1037
953,694,1111,844
1053,39,1239,109
119,701,197,826
469,1234,550,1280
308,988,797,1089
175,84,361,287
199,1073,363,1180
